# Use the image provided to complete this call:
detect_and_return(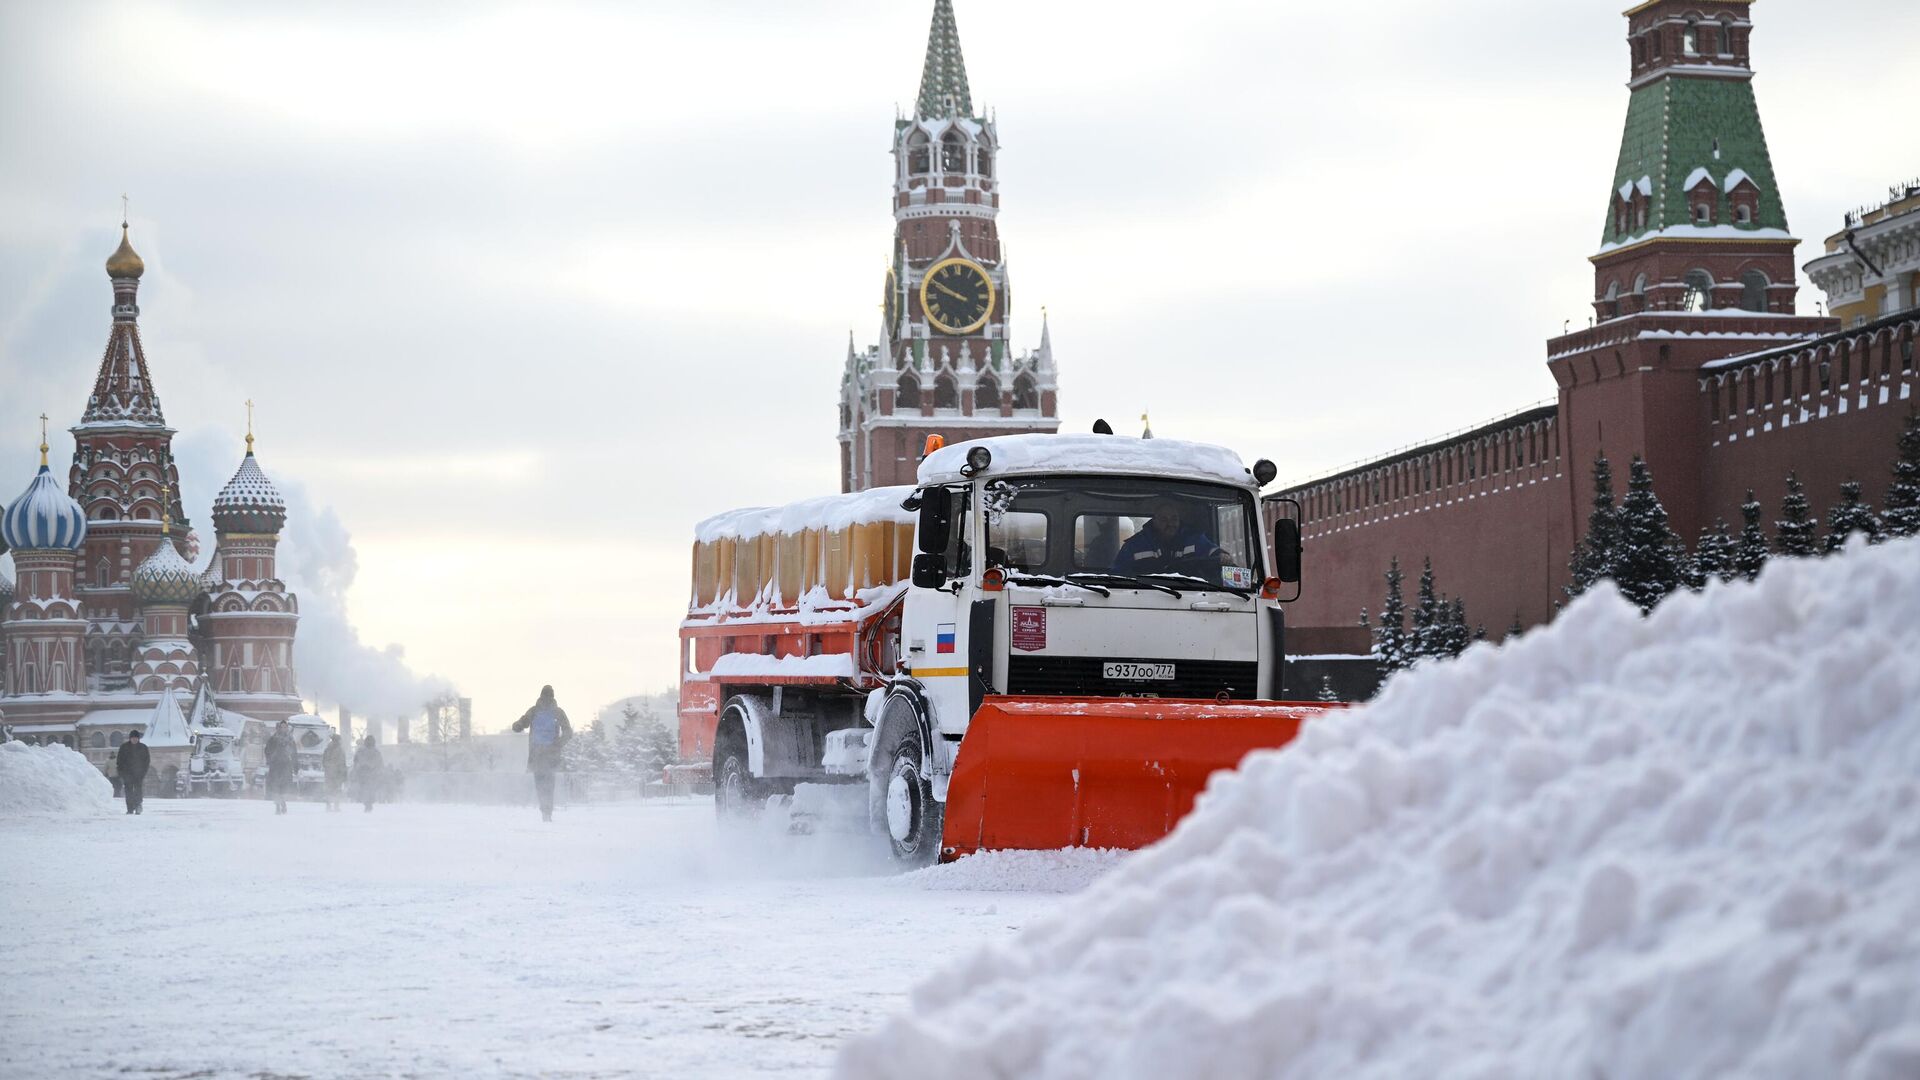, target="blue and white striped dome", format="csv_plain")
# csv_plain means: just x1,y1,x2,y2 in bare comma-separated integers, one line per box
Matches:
3,465,87,552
